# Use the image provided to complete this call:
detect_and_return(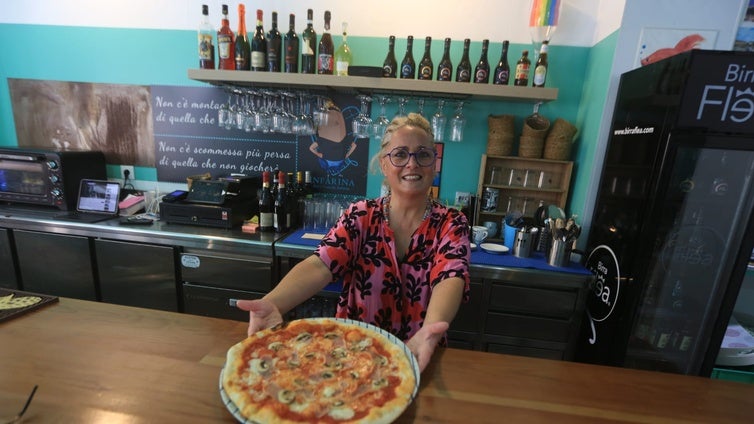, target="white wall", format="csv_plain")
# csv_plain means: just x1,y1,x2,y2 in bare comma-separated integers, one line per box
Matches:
2,0,618,47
